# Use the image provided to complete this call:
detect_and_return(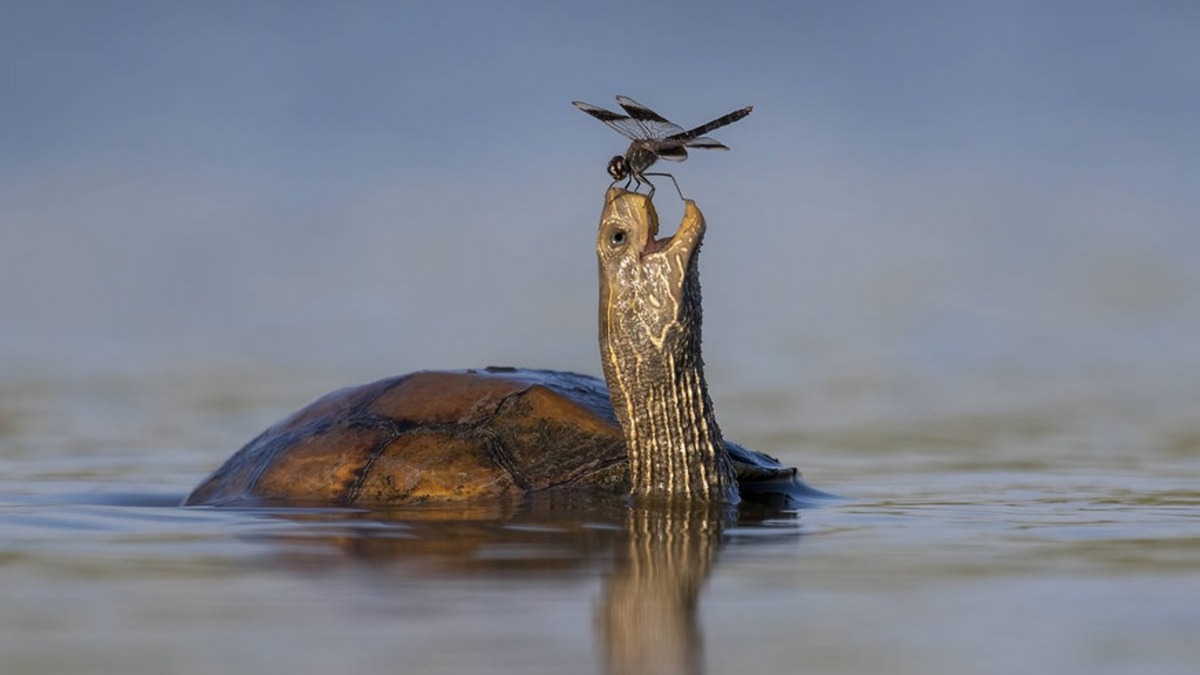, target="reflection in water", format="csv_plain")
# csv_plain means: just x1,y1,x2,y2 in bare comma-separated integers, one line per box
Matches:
244,498,796,674
600,506,725,675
